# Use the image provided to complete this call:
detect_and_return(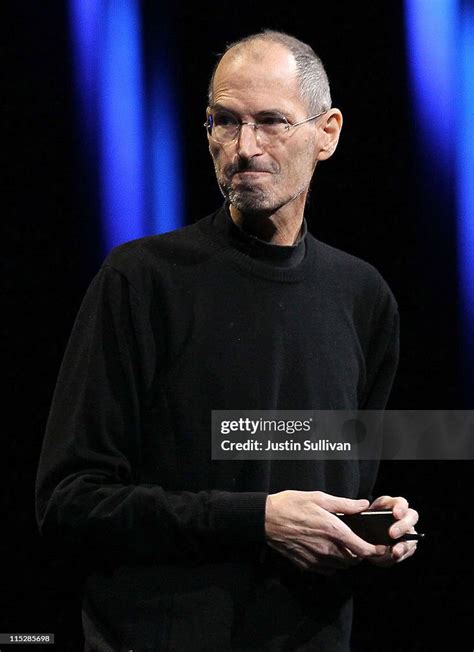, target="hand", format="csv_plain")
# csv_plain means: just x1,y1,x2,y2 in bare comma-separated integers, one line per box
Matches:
264,490,387,575
365,495,419,567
